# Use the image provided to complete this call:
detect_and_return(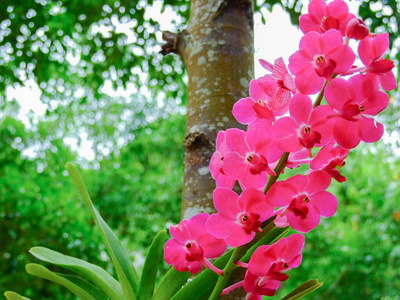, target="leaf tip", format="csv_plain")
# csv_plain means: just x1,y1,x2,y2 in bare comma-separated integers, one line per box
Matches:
65,162,74,172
